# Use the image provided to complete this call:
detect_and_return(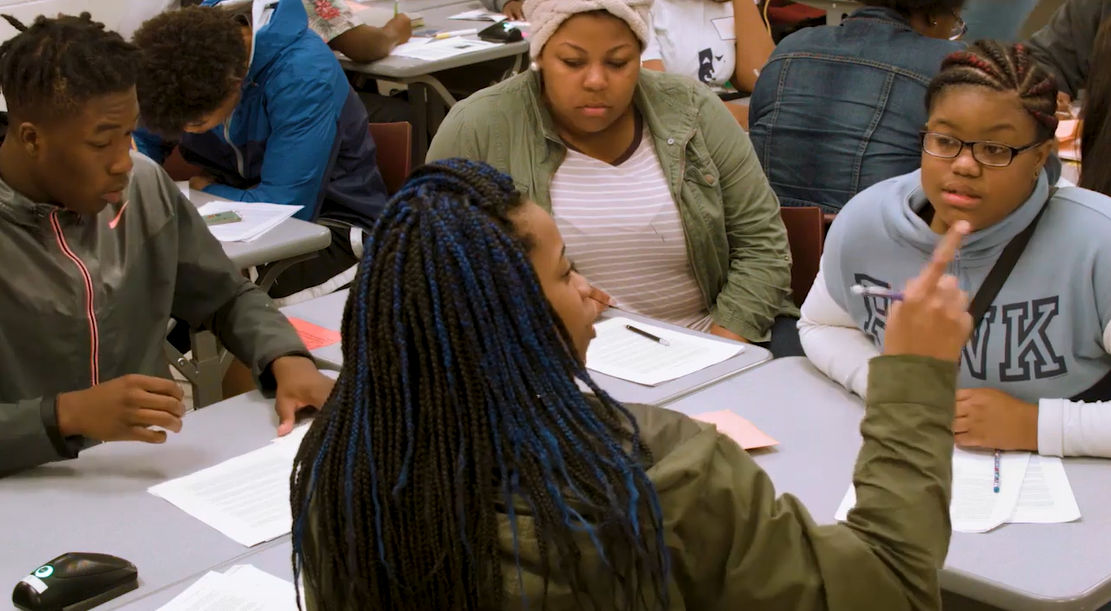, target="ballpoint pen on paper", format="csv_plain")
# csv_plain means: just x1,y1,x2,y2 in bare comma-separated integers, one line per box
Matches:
851,284,905,301
625,325,670,347
993,450,1001,493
